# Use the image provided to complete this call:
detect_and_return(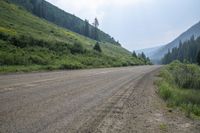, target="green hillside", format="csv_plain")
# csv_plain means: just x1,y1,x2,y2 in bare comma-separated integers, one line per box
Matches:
7,0,120,45
0,0,147,73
